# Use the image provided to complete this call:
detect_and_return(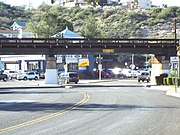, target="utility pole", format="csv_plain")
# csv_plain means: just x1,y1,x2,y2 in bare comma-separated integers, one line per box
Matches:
174,18,177,40
145,54,148,70
174,18,180,79
174,18,179,90
131,54,134,71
